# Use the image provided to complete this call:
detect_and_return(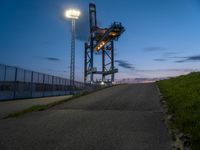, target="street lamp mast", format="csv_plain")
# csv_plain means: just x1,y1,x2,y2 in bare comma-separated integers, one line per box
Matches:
65,9,81,87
